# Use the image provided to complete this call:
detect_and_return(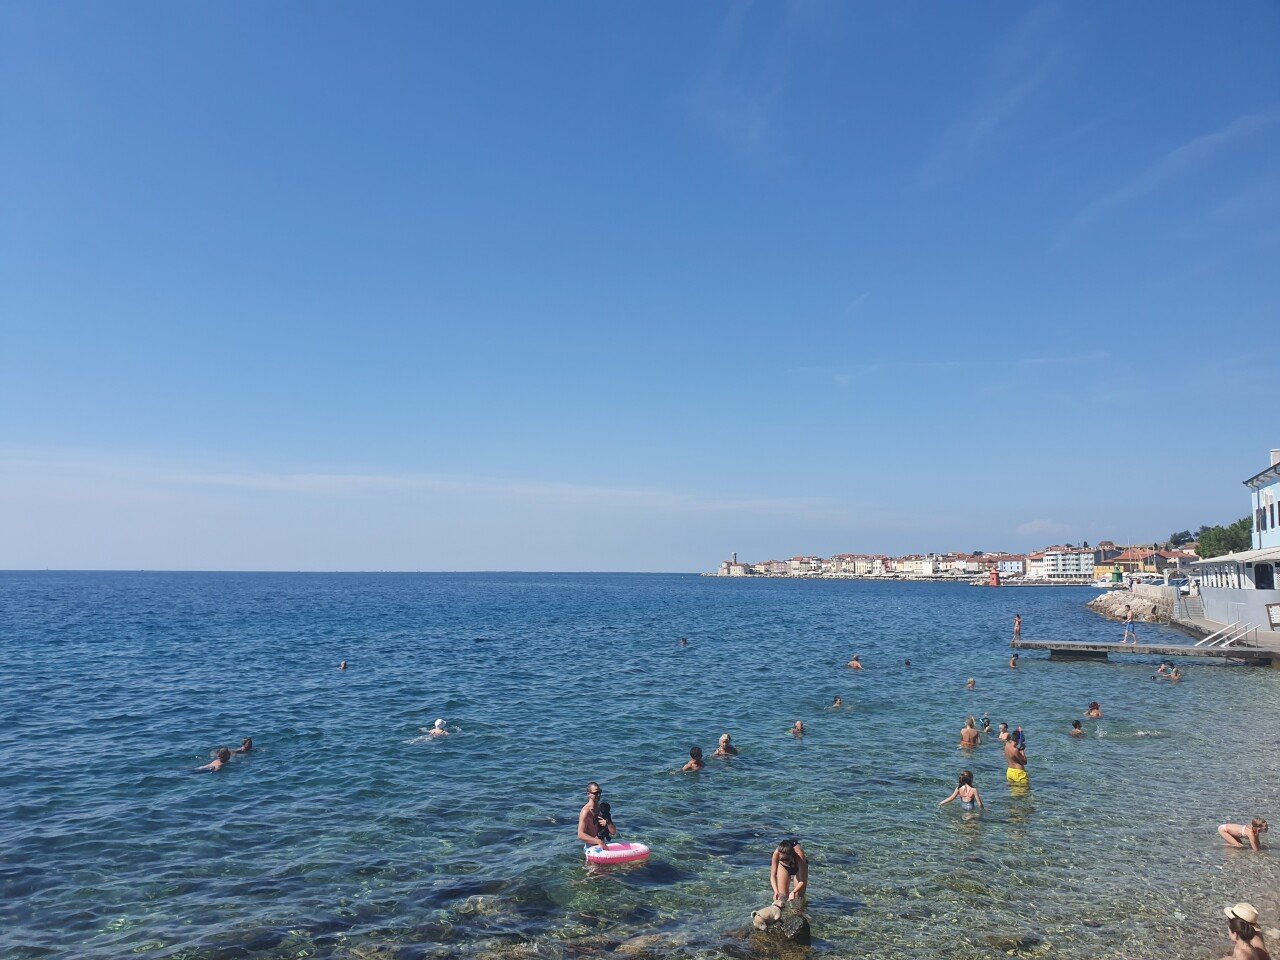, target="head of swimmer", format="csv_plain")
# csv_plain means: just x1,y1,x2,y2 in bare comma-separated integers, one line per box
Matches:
216,747,231,763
